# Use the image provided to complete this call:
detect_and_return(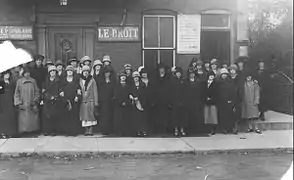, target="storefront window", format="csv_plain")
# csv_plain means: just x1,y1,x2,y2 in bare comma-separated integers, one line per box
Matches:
143,15,175,69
